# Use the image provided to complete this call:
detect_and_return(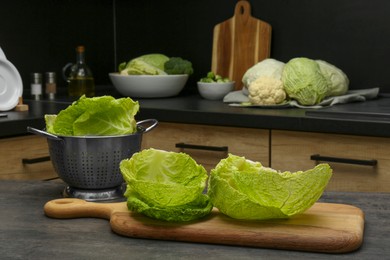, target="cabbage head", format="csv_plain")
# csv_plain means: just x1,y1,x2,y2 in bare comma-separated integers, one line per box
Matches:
45,95,139,136
242,58,285,88
316,60,349,97
208,154,332,220
119,54,169,75
282,57,329,106
120,148,213,222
